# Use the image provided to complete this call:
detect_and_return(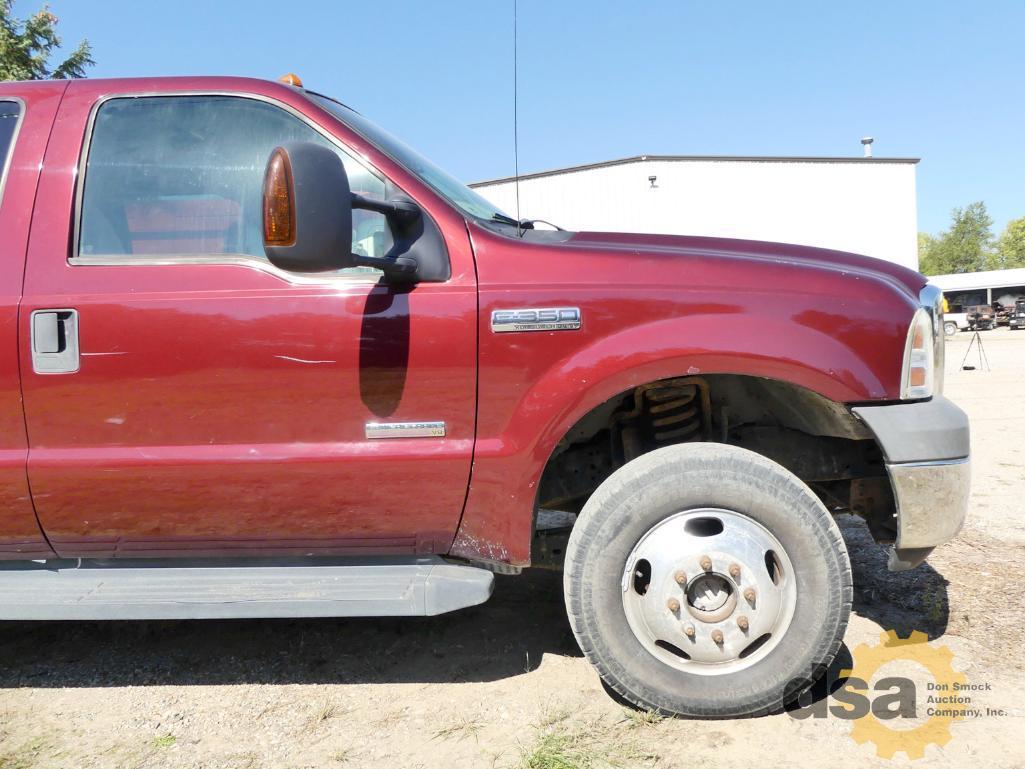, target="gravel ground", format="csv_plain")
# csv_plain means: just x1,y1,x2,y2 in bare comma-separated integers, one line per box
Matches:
1,328,1023,768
